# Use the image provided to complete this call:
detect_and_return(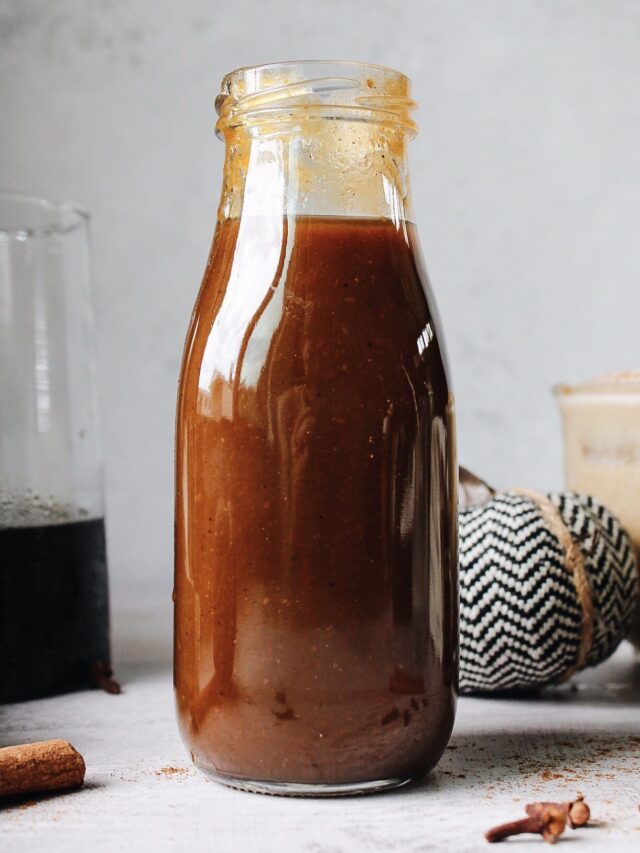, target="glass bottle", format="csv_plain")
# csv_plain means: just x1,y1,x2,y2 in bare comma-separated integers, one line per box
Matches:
0,192,110,702
175,61,458,795
554,374,640,648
